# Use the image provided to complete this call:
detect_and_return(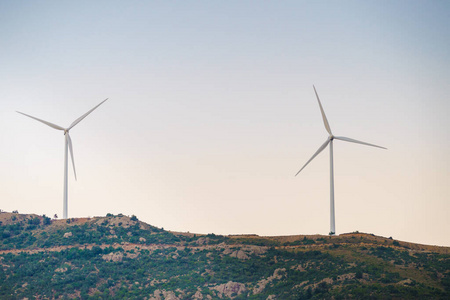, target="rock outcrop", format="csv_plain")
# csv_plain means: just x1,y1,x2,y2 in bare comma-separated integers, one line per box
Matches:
102,252,123,262
210,281,247,298
253,268,285,295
